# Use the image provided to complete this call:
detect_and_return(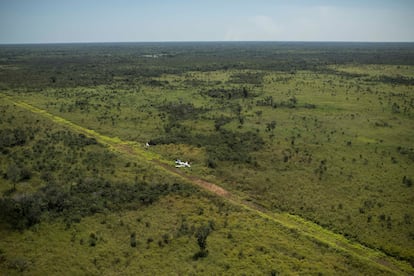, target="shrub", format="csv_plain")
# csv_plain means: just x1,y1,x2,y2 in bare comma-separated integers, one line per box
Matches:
193,224,212,260
403,176,412,187
89,233,97,247
130,232,137,247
